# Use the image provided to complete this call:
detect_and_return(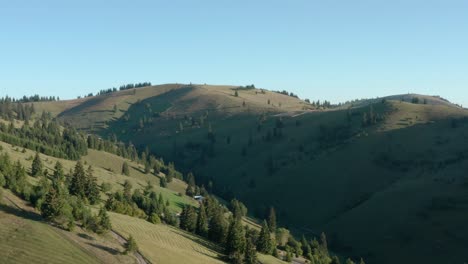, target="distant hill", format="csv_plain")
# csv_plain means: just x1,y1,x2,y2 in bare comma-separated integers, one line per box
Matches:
35,84,468,264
